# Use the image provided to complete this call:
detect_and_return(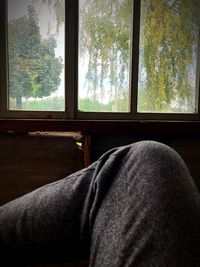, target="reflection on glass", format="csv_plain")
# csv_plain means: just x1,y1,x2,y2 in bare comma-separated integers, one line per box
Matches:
138,0,200,113
78,0,132,112
8,0,65,111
